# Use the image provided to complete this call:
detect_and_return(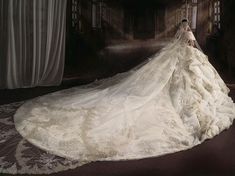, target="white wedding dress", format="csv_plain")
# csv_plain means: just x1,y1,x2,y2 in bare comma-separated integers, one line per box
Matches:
14,24,235,164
